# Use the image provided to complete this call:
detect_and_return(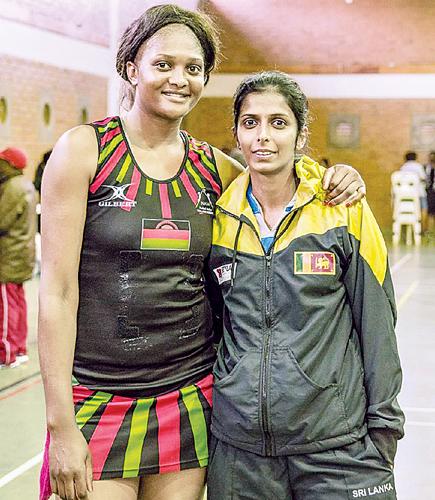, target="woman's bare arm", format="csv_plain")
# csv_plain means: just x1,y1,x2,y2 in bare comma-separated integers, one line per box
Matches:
212,147,245,191
38,125,97,499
